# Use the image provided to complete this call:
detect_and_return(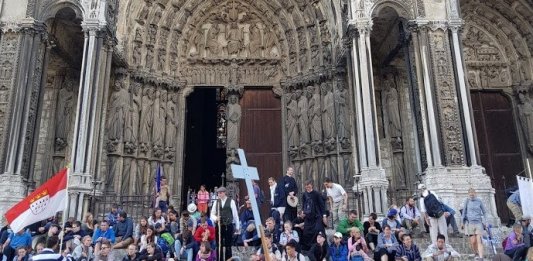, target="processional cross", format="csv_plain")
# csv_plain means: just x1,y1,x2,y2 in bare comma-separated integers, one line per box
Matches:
231,149,271,261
